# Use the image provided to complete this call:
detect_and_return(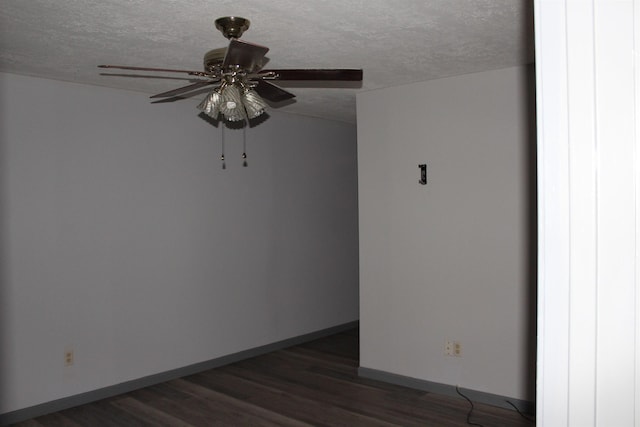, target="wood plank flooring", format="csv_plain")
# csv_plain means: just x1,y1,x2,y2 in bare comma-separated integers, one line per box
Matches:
14,329,533,426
